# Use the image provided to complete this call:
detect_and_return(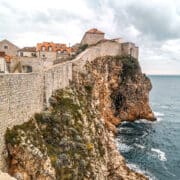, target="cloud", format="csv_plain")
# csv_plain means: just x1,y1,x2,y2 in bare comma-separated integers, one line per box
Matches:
0,0,180,74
